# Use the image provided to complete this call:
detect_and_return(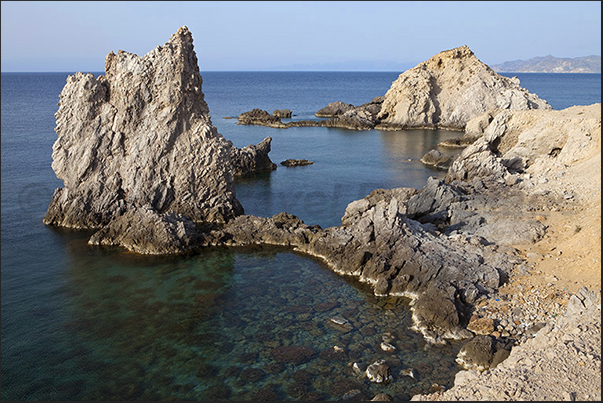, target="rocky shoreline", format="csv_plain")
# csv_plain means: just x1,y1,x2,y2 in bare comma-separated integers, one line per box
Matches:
44,27,601,401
